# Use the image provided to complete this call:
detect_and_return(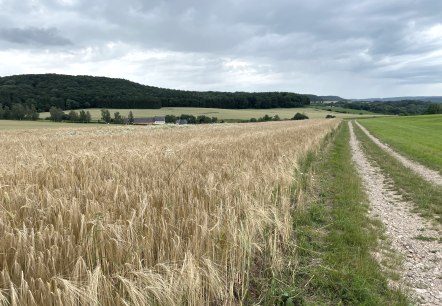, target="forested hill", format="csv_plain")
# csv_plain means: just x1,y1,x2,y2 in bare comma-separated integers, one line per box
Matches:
0,74,310,111
307,95,344,102
333,100,439,115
